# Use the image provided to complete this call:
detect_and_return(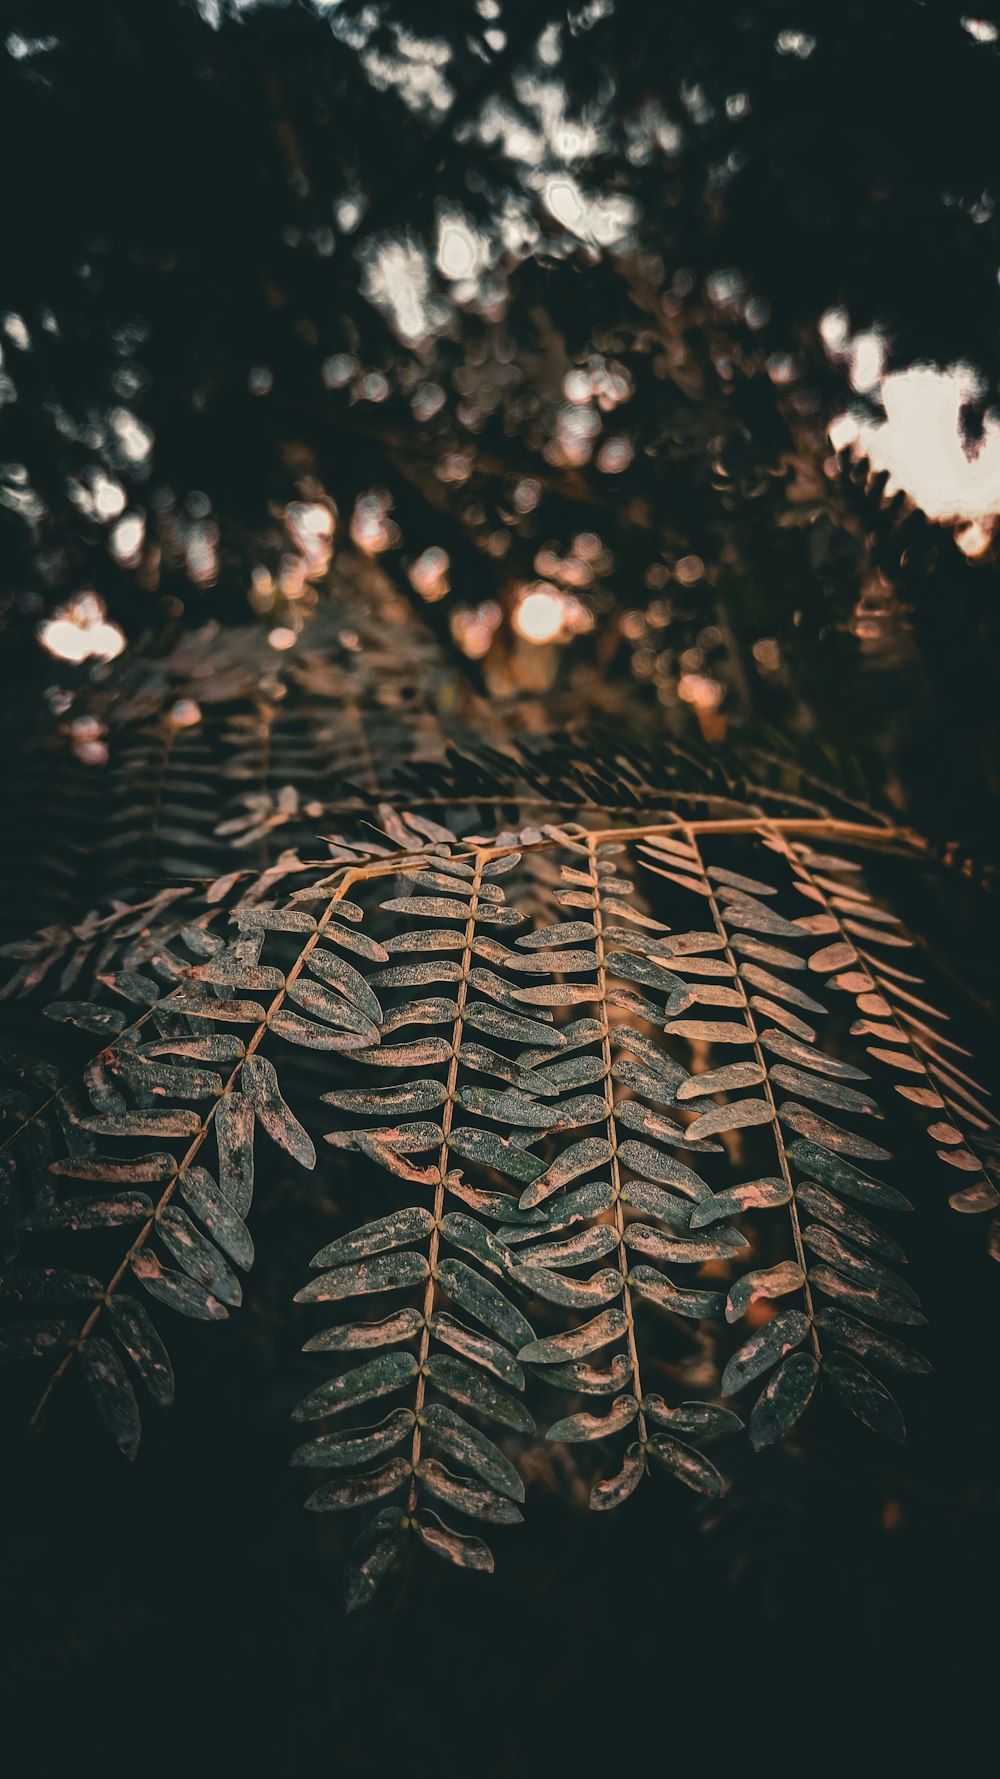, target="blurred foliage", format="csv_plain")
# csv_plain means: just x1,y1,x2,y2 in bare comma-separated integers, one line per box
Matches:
3,0,1000,861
